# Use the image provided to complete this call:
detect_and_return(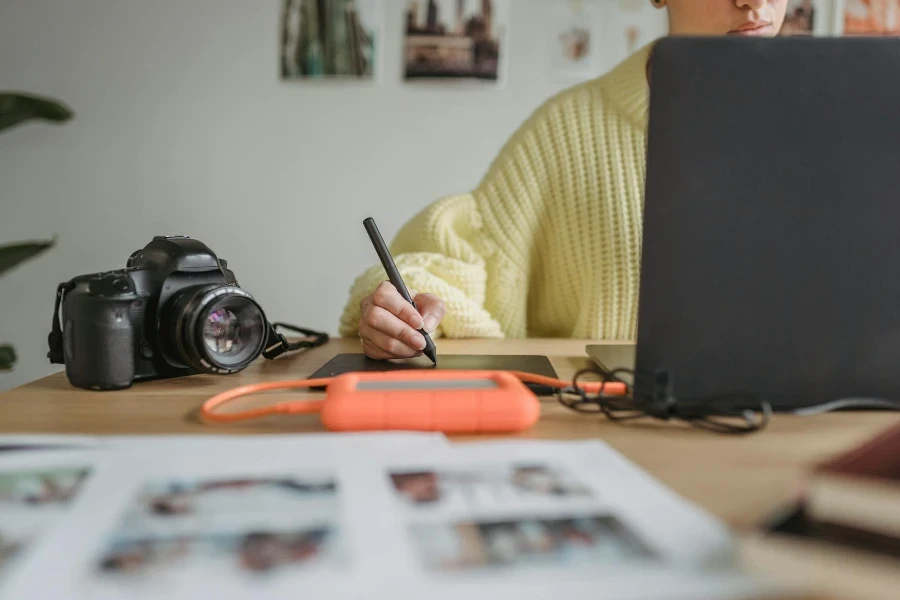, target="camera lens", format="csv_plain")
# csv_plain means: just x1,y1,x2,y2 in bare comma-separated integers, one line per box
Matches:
202,307,245,355
163,285,267,374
